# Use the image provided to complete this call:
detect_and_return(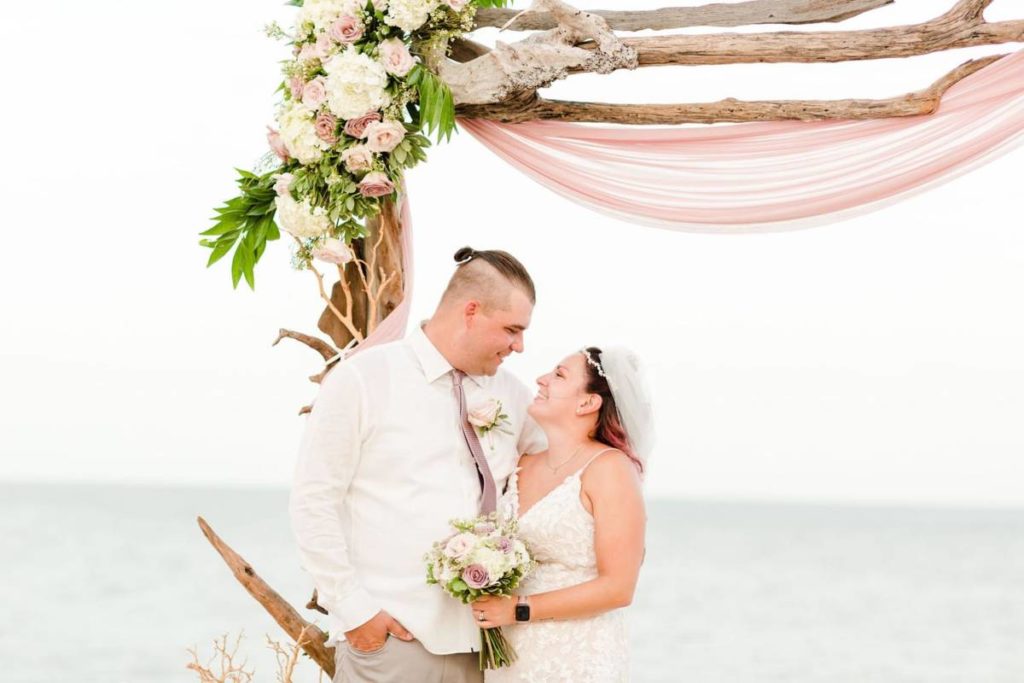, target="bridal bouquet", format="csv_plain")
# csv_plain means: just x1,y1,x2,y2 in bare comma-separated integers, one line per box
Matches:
200,0,510,290
425,514,534,669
